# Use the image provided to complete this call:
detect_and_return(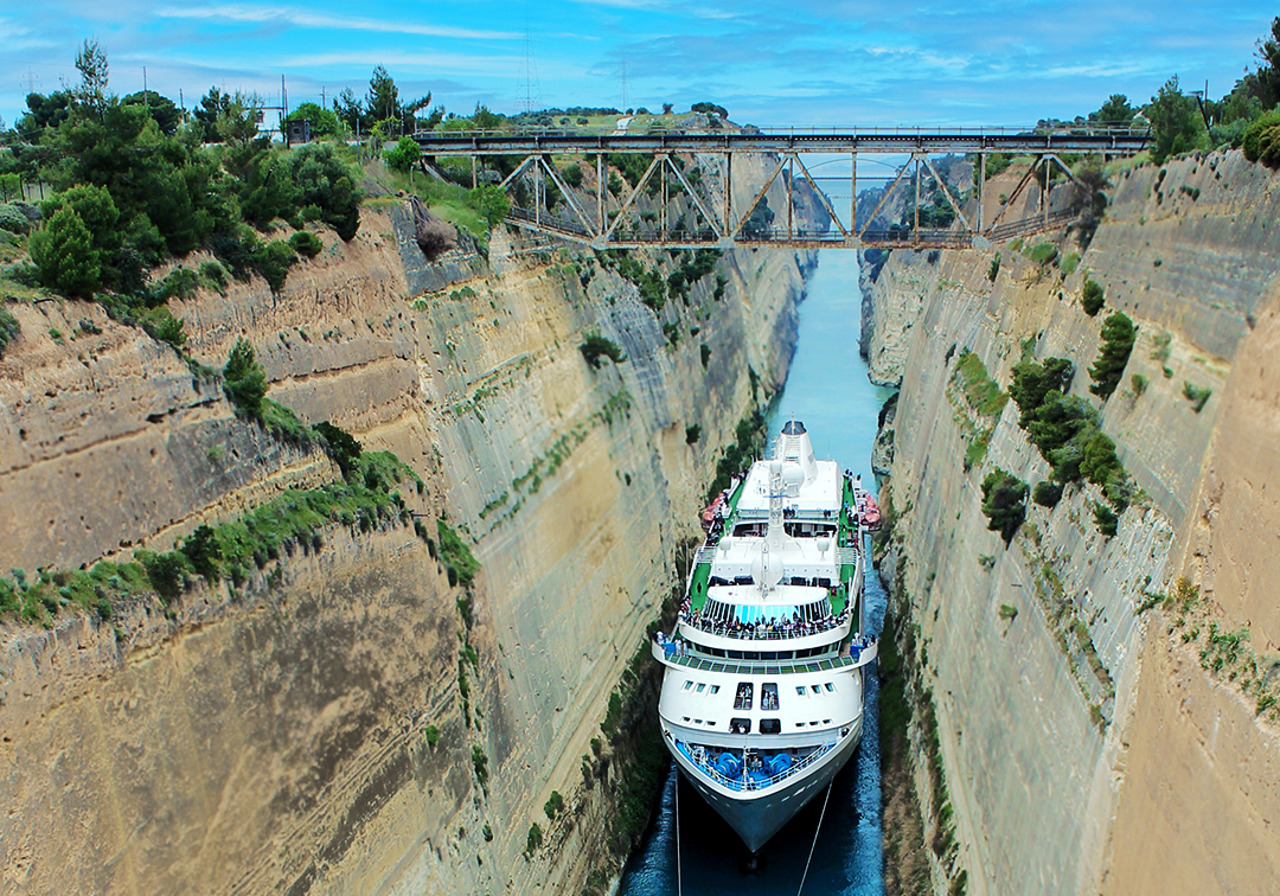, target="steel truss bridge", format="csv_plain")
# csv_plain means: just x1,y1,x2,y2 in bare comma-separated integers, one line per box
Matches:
413,128,1148,250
